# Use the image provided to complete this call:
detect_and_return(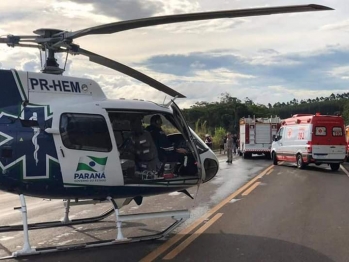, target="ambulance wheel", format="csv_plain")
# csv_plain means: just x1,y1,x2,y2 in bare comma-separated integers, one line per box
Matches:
296,154,305,169
330,163,340,171
243,152,251,159
272,152,278,165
